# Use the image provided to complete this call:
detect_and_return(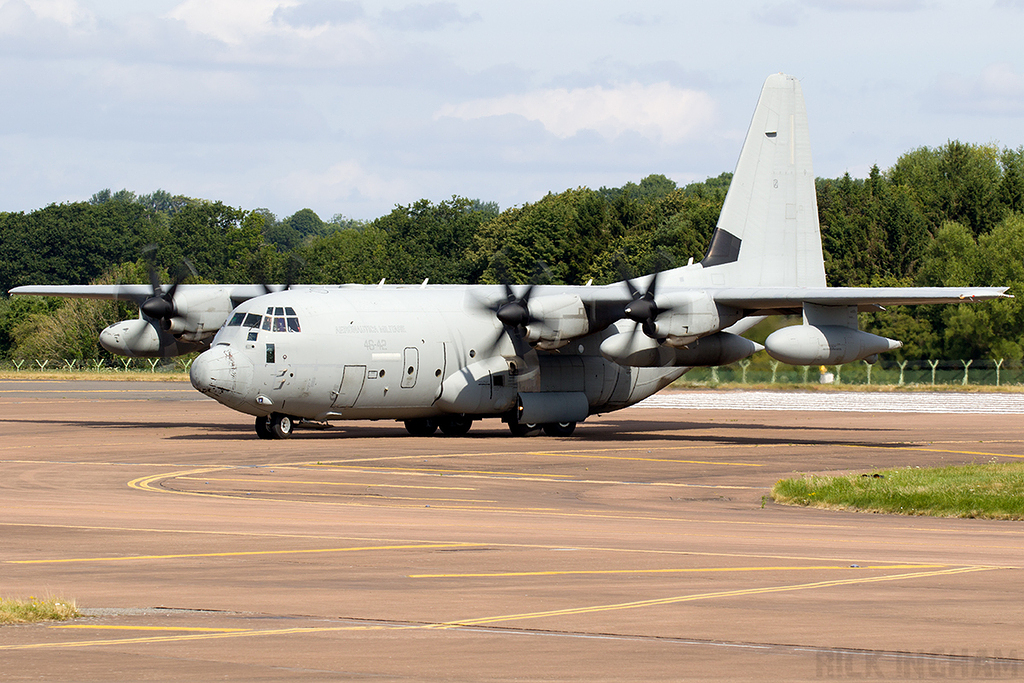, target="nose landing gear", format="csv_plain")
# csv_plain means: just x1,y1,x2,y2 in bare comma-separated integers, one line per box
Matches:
256,413,294,439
